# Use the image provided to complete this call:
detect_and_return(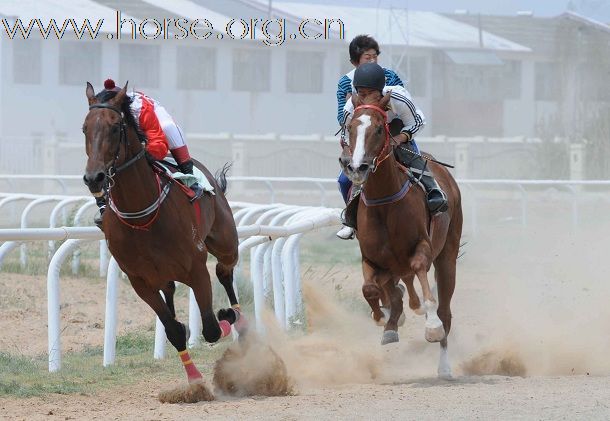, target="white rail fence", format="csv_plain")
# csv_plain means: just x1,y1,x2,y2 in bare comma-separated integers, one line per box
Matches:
2,176,610,233
0,203,342,372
